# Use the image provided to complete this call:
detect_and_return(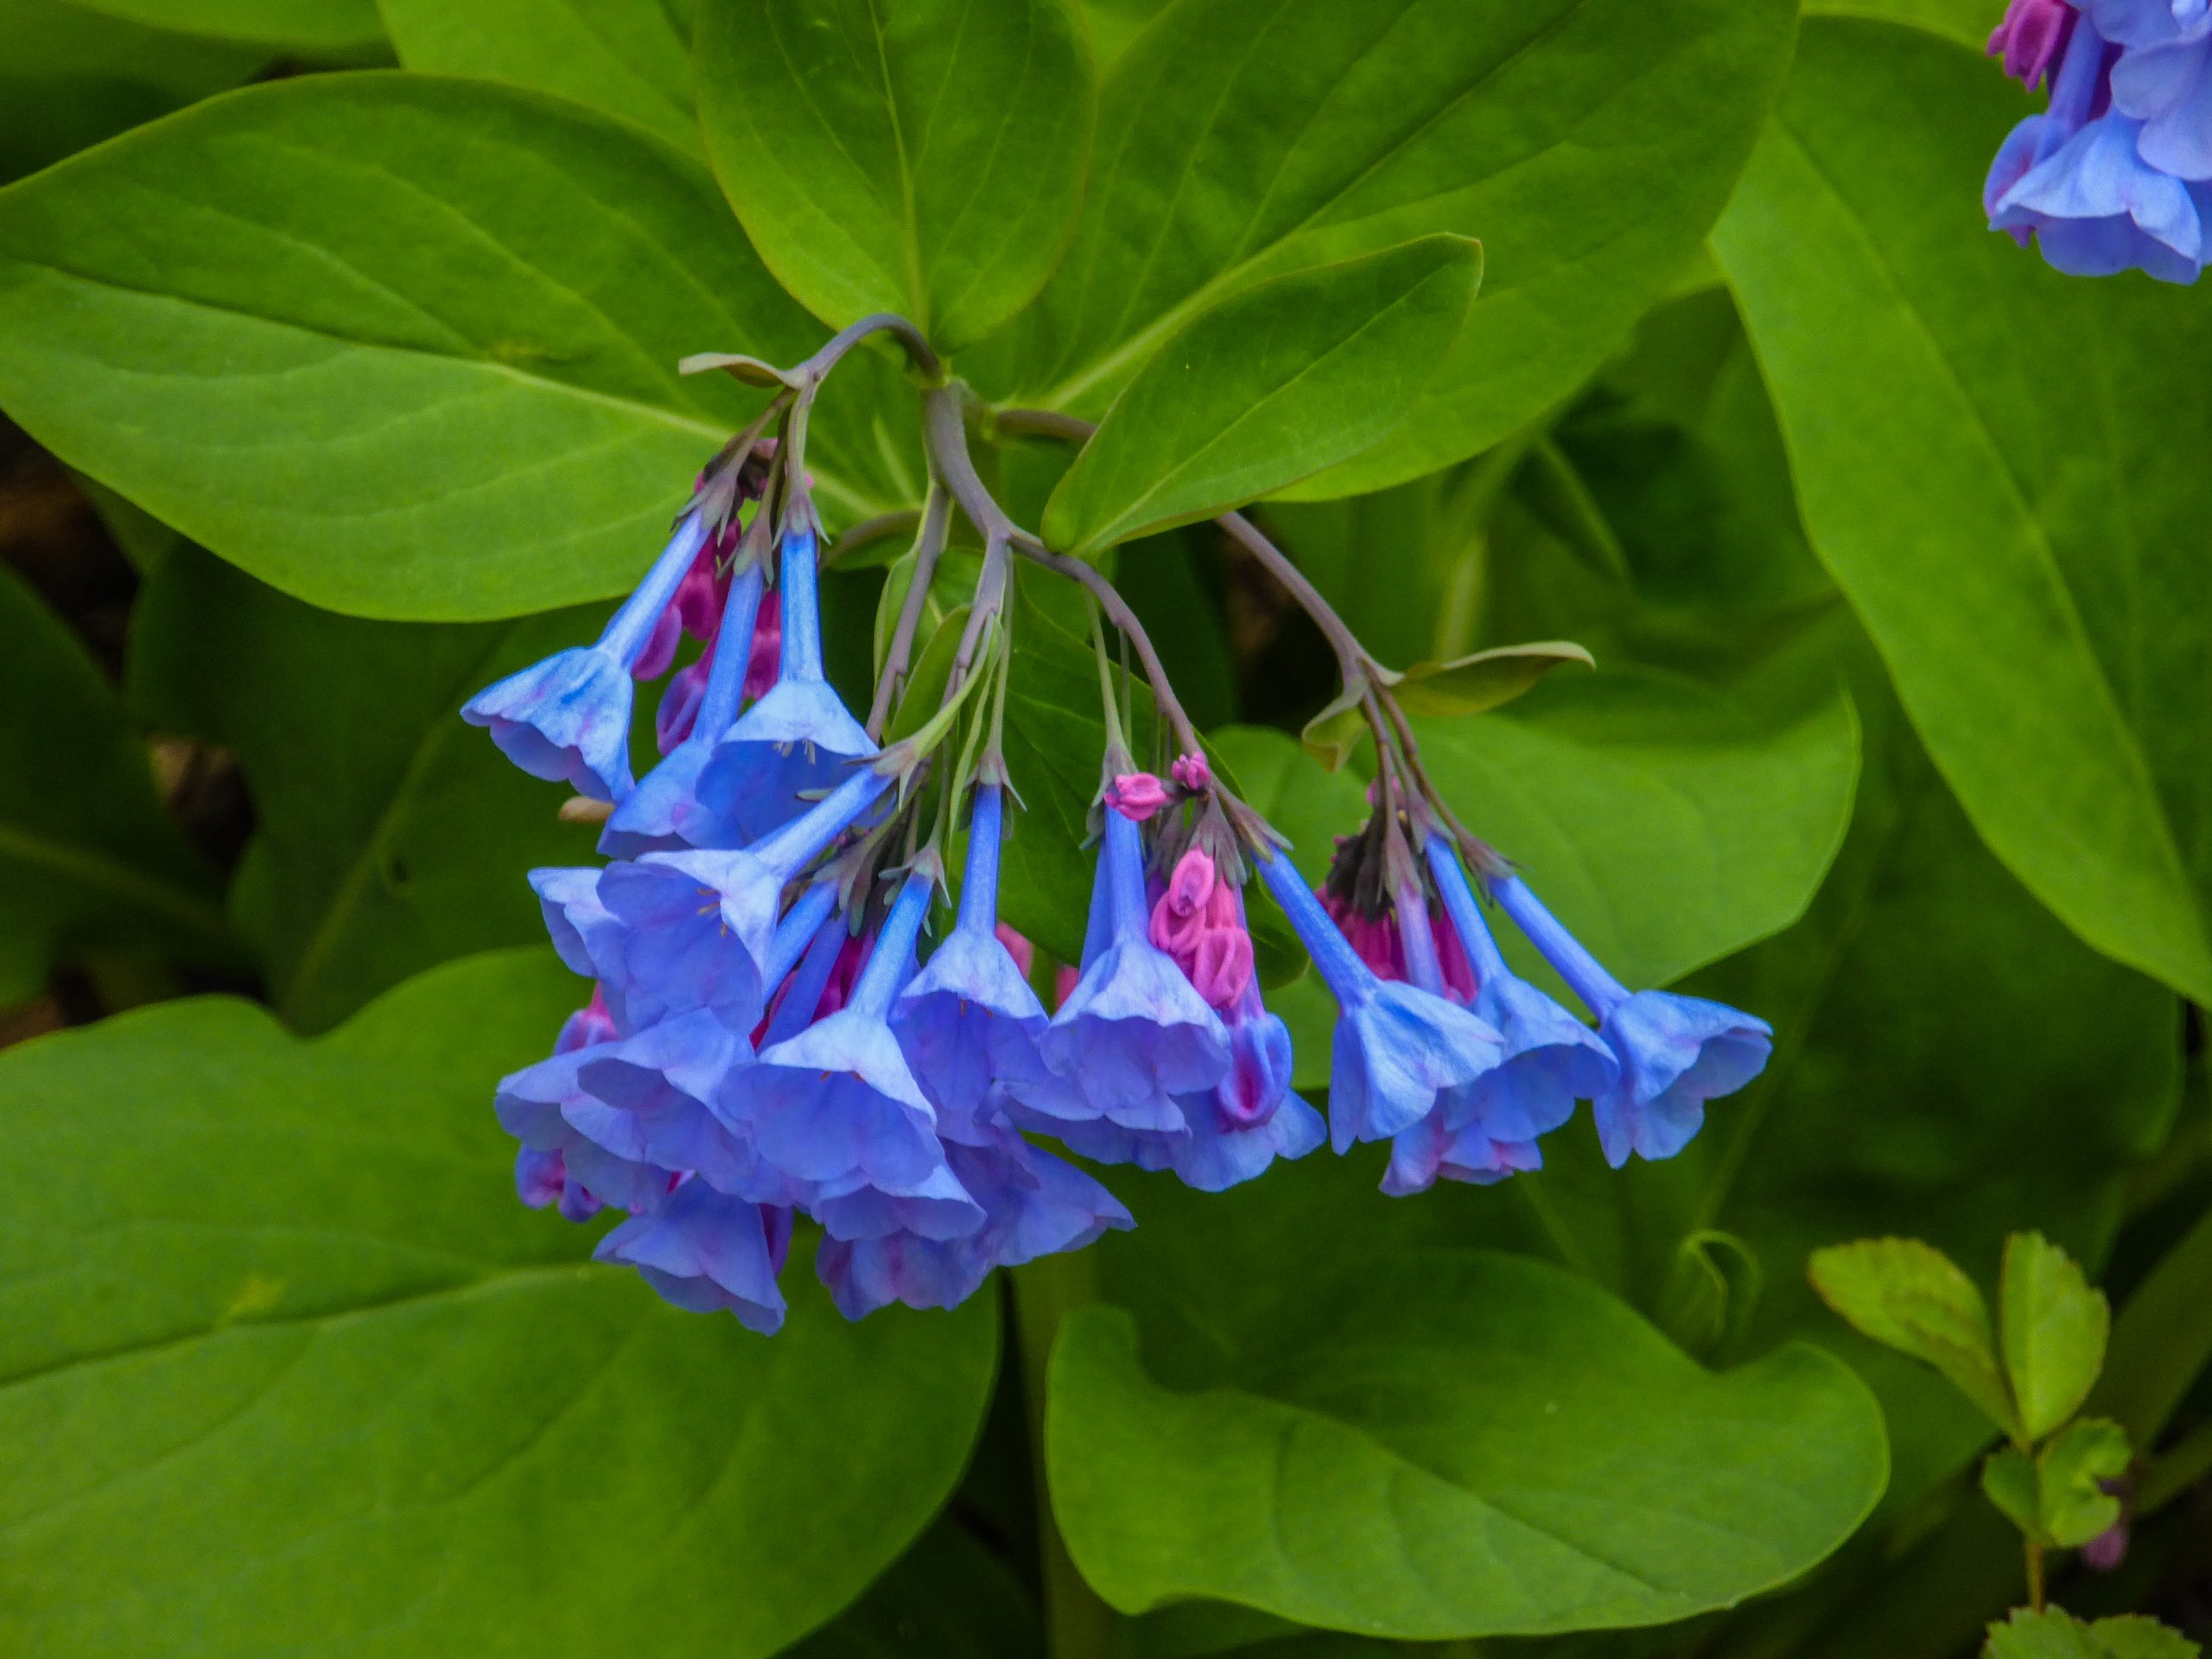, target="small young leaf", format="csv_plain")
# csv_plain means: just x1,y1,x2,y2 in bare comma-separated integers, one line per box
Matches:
1809,1237,2021,1440
2003,1230,2111,1441
2038,1418,2132,1549
1042,236,1483,557
1980,1446,2044,1543
1389,640,1595,719
1659,1230,1764,1360
1299,683,1371,773
885,606,971,745
697,0,1094,352
1986,1607,2201,1658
